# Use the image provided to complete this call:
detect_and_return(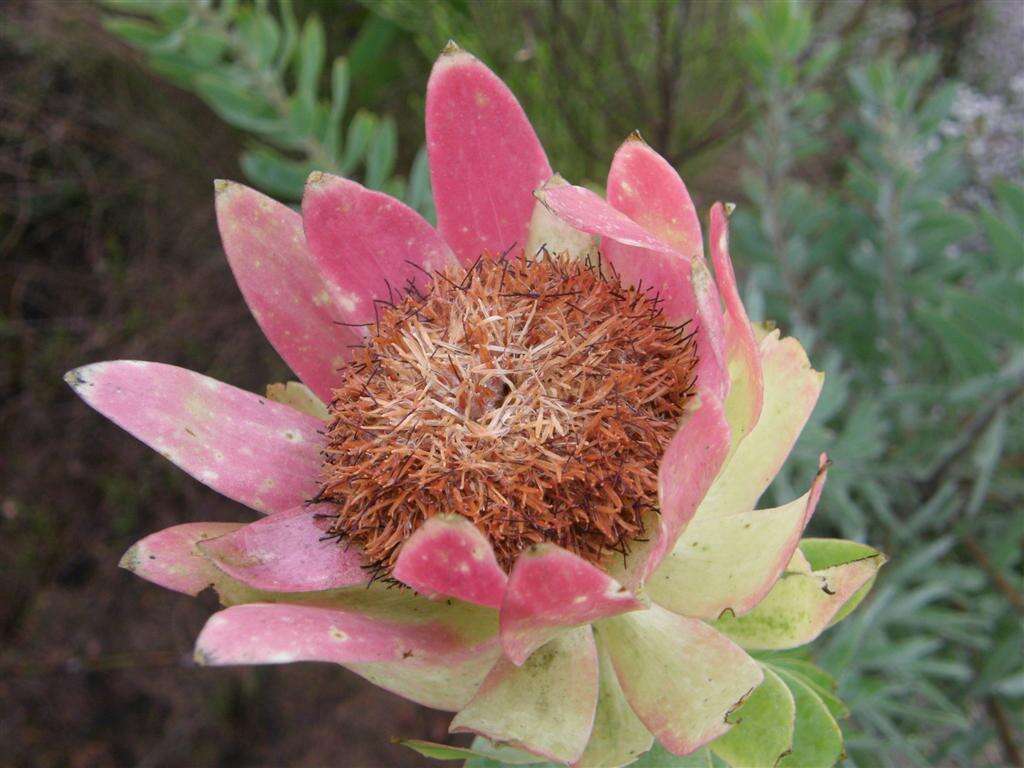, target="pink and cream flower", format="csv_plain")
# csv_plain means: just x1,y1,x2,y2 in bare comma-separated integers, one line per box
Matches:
67,44,882,767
